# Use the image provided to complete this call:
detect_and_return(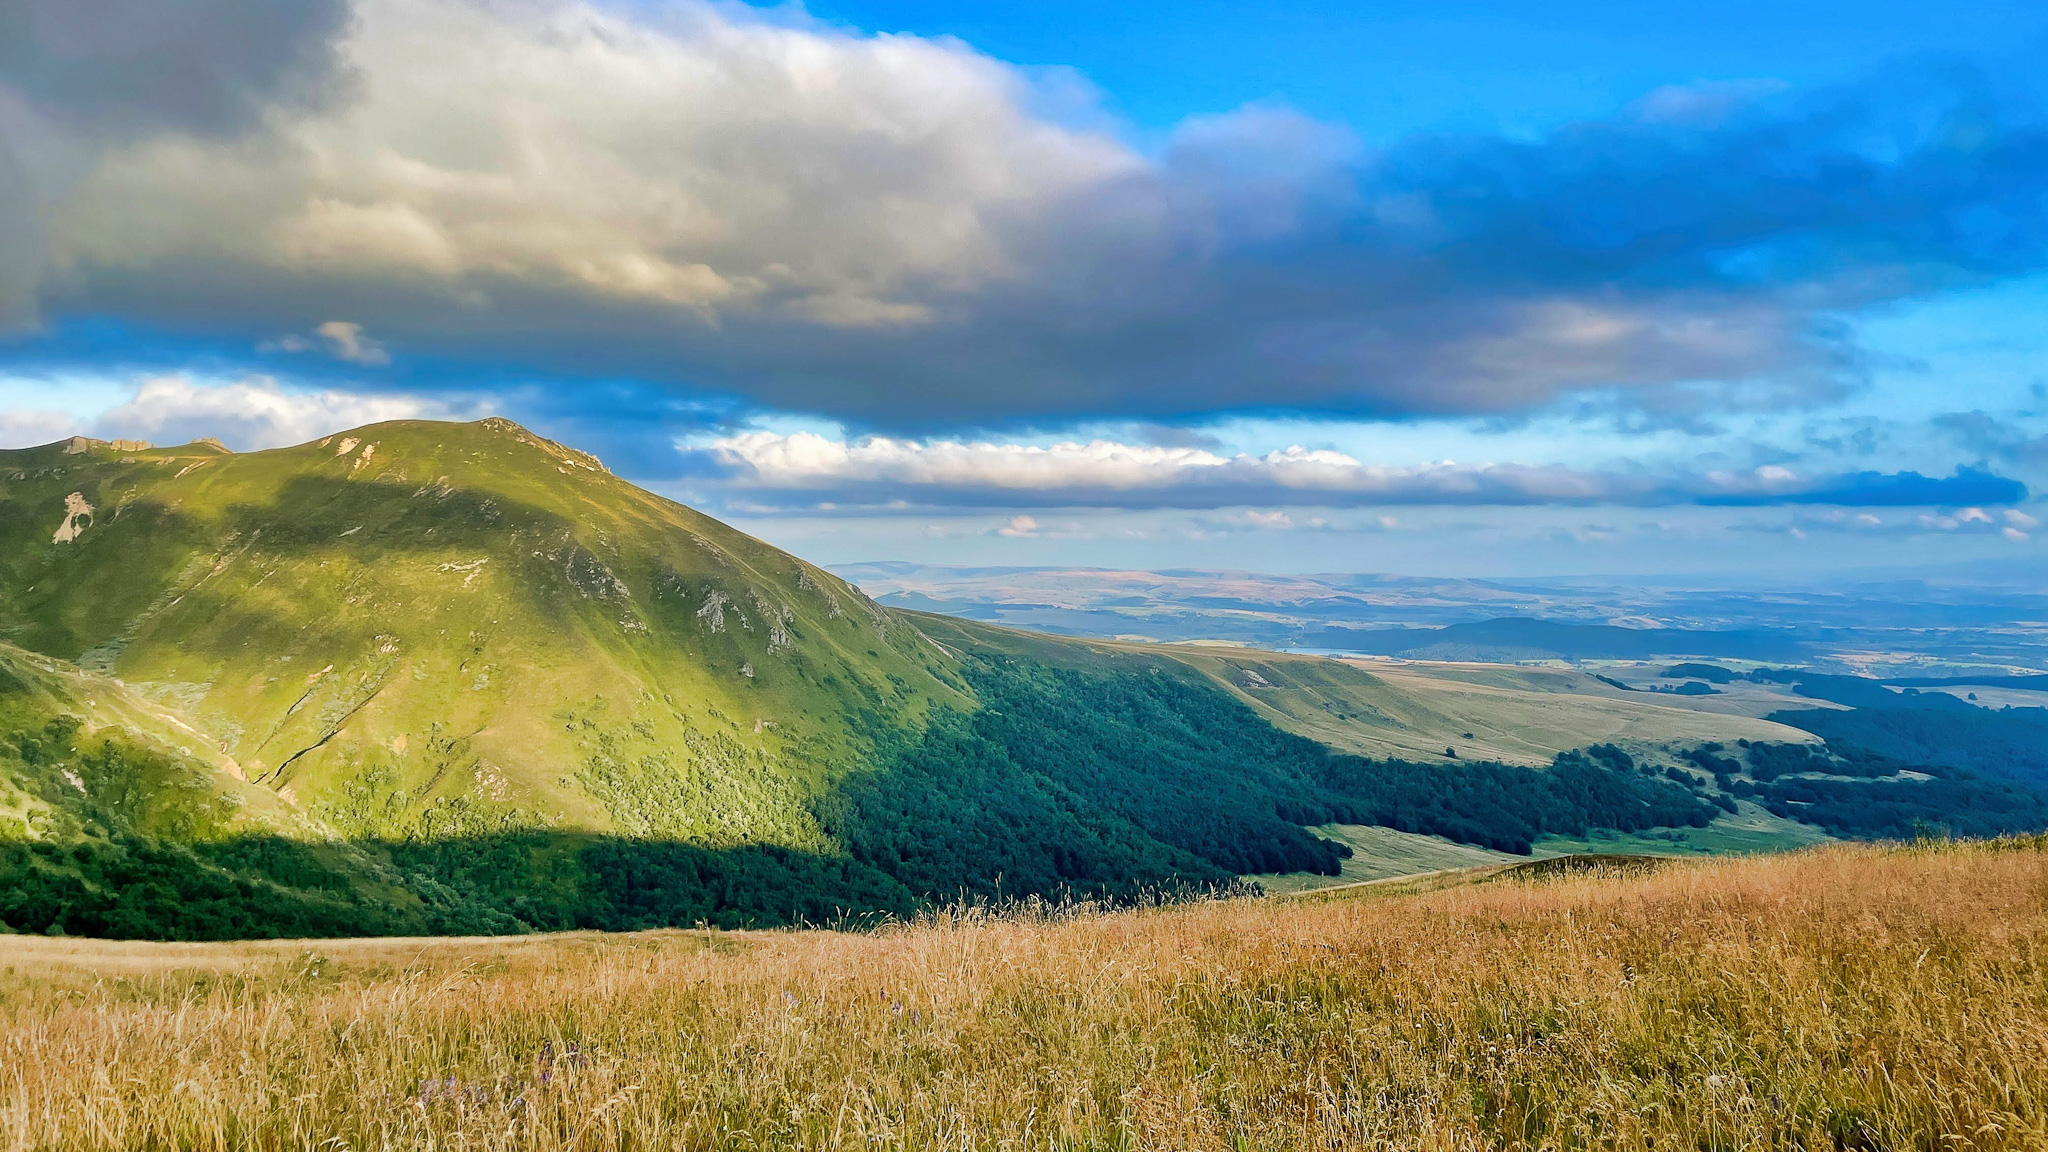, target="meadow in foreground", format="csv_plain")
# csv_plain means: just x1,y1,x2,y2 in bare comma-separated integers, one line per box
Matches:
3,841,2045,1151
